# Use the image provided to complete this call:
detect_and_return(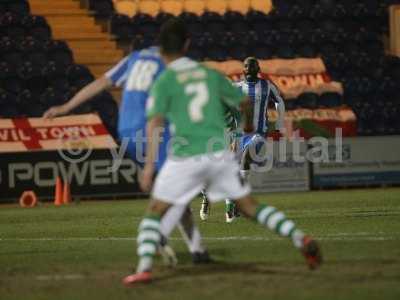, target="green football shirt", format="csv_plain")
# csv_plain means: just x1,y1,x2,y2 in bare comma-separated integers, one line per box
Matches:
147,57,245,157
